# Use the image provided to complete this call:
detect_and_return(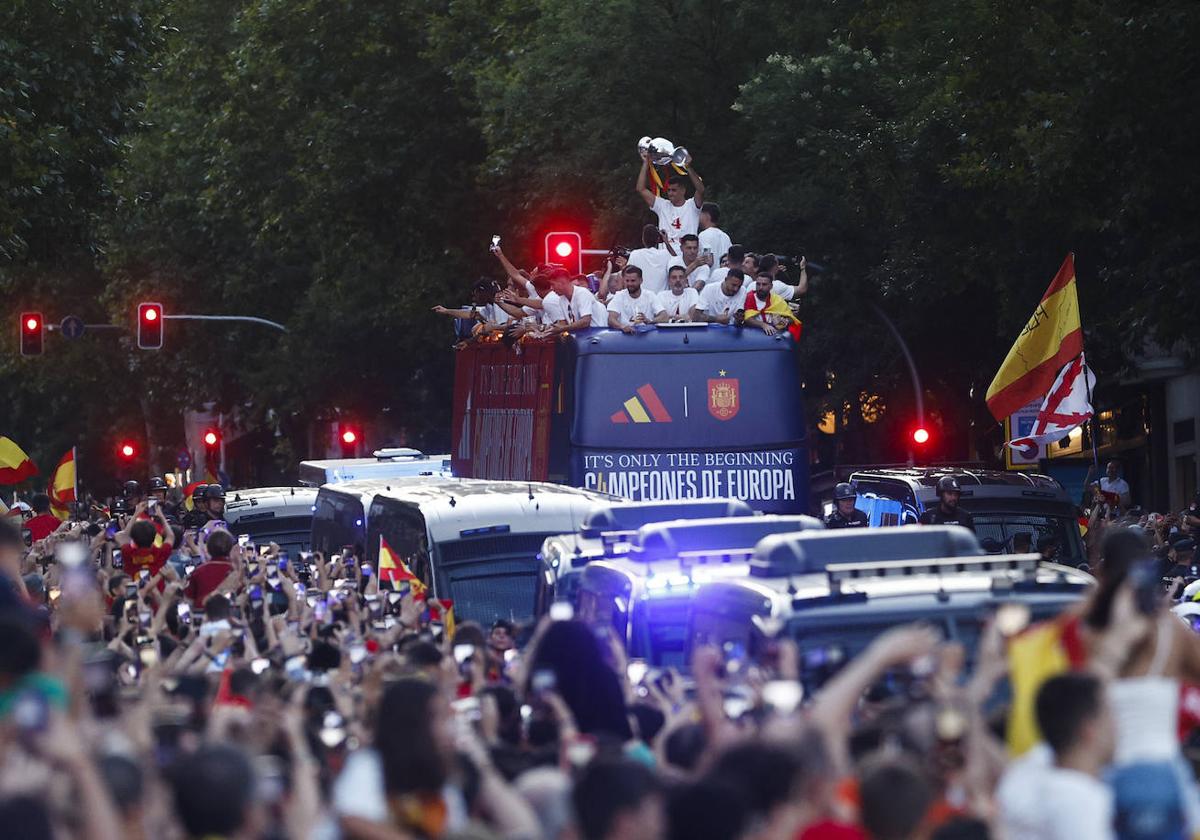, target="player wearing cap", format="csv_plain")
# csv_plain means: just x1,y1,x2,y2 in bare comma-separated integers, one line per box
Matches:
918,475,976,532
824,483,869,529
